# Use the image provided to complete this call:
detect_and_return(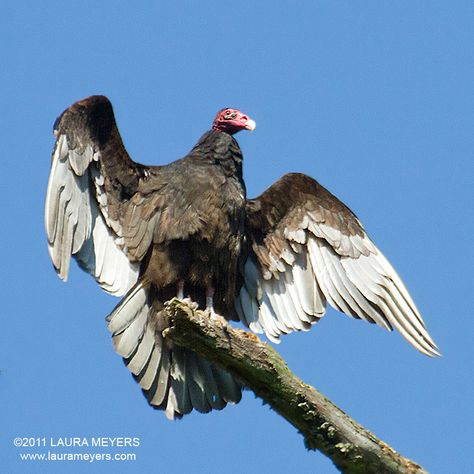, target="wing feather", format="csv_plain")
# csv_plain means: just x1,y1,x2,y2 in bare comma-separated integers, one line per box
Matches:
284,269,318,325
240,173,440,356
45,96,143,296
273,276,303,331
